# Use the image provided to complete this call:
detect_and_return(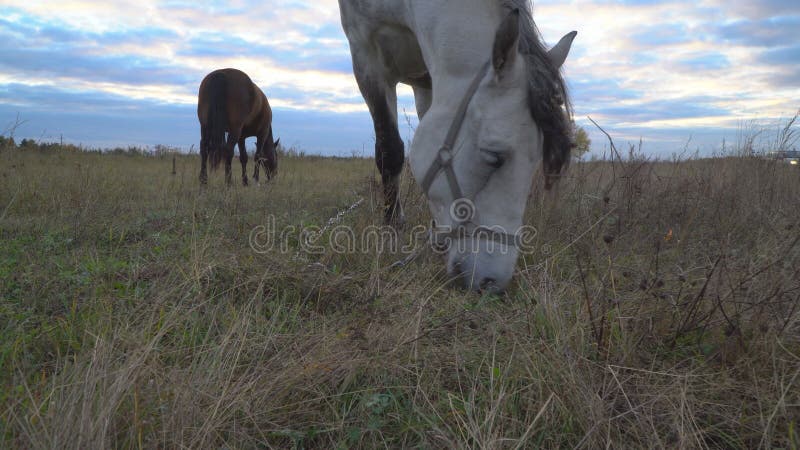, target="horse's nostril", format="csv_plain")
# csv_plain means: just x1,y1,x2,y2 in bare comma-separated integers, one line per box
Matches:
480,278,497,291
